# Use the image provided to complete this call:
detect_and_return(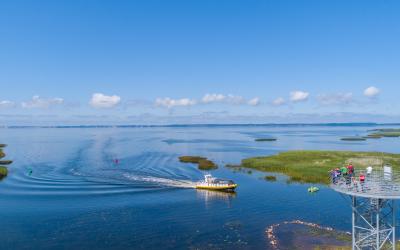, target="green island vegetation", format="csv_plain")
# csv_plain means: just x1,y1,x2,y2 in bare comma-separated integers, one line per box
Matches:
198,159,217,170
341,128,400,141
255,138,277,142
273,222,352,250
368,128,400,138
308,227,351,243
178,156,207,163
264,175,277,181
313,245,351,250
363,134,383,139
179,156,218,170
0,166,7,178
0,160,13,165
340,137,366,141
228,150,400,184
310,227,351,250
0,145,10,179
225,164,241,168
314,242,400,250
